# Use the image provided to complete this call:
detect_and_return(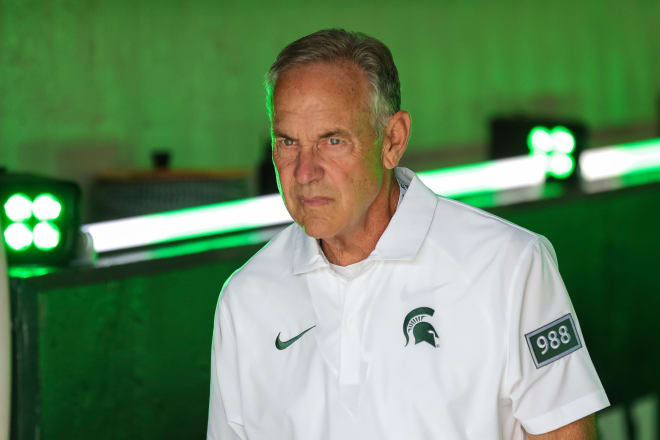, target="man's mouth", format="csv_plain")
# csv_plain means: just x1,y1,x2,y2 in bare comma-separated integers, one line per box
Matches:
299,196,332,207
